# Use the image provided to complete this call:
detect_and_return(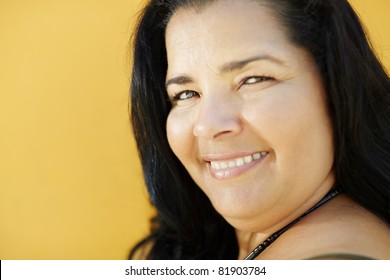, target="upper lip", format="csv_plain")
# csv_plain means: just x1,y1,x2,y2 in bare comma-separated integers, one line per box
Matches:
201,151,266,162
